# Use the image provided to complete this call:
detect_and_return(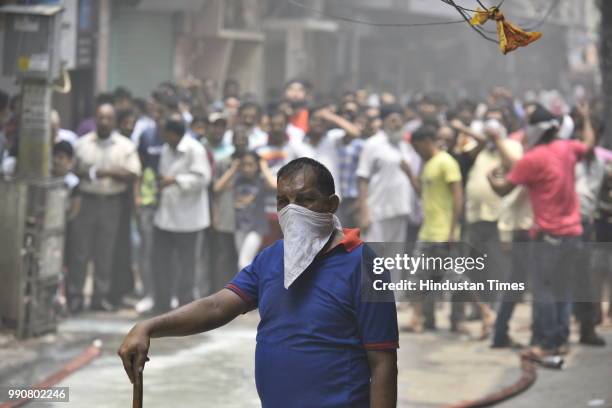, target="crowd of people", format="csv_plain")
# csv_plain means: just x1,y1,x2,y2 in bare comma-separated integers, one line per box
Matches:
1,77,611,361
